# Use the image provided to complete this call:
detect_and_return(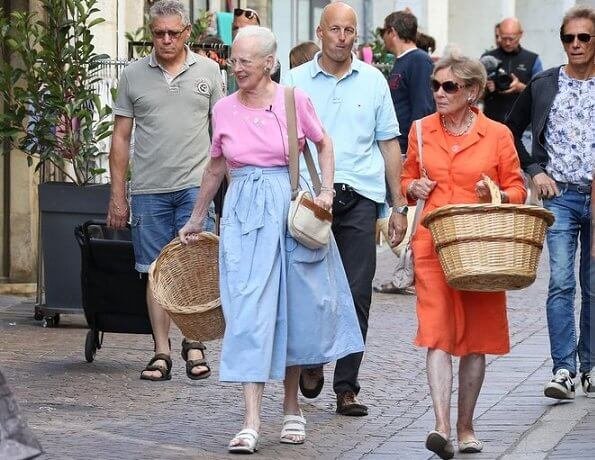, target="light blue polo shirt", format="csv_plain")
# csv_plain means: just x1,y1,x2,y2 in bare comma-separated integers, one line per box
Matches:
285,52,399,203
